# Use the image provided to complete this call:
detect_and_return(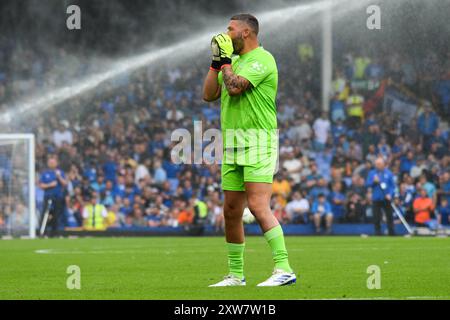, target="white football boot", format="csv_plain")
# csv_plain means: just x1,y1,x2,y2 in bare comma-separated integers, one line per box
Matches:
209,275,246,287
257,269,297,287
